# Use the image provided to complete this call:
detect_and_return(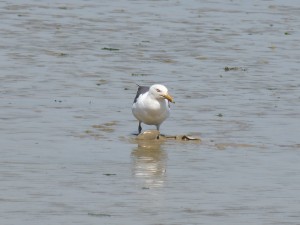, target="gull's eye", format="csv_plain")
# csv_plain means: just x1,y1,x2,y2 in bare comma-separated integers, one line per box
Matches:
156,88,161,93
